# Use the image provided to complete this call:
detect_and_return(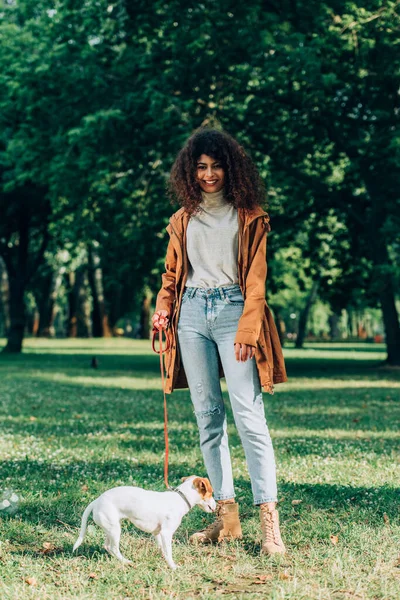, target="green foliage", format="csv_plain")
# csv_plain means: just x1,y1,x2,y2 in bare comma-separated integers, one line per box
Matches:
0,0,399,348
